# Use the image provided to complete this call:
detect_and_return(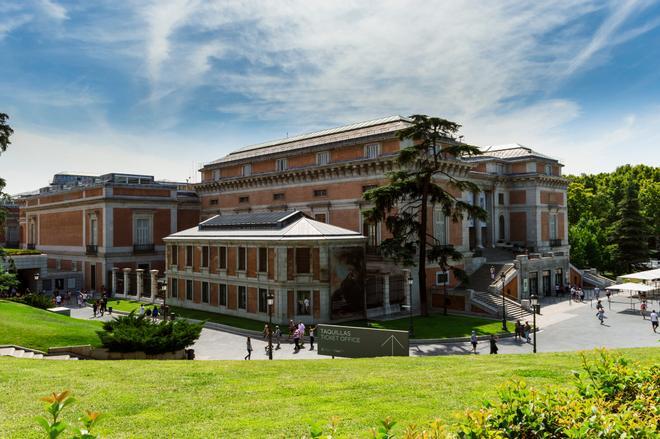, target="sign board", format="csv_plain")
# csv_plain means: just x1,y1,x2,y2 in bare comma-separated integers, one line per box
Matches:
317,324,409,358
